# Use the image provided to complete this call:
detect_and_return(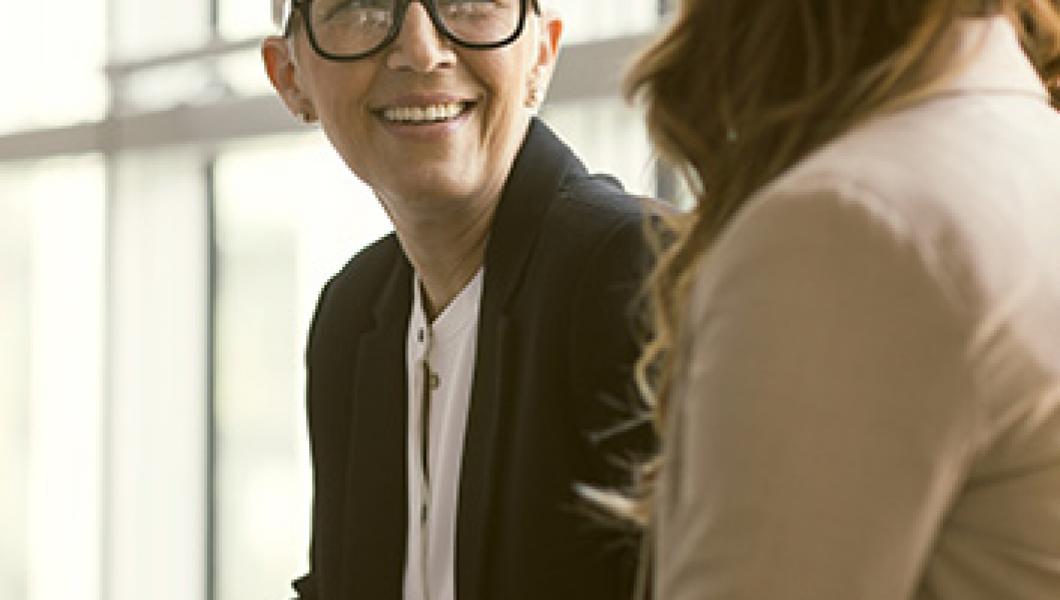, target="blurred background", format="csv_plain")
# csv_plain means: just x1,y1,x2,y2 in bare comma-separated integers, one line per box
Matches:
0,1,671,598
